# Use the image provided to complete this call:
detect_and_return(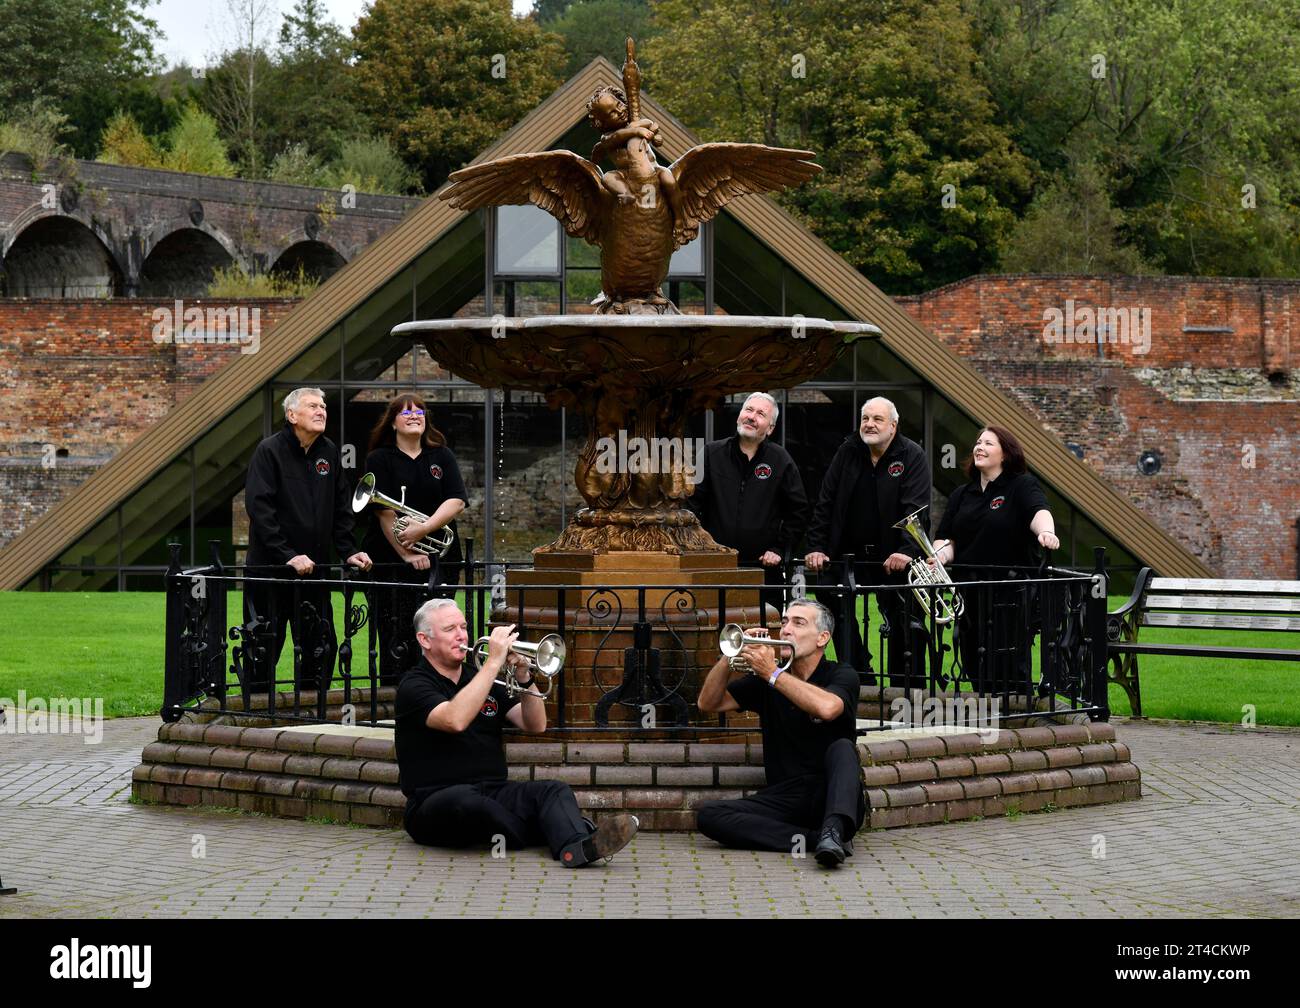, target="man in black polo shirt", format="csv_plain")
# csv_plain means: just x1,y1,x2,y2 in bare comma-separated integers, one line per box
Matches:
396,598,639,866
696,599,865,867
243,387,372,692
688,392,807,613
805,396,932,686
